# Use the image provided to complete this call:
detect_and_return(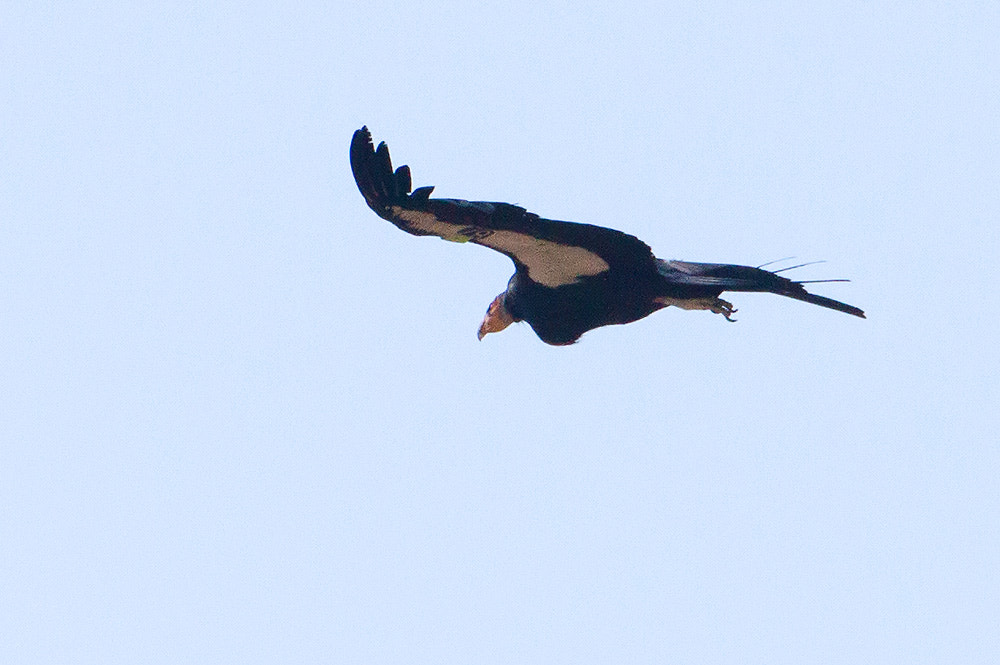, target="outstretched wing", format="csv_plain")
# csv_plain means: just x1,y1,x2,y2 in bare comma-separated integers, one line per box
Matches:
351,126,657,288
